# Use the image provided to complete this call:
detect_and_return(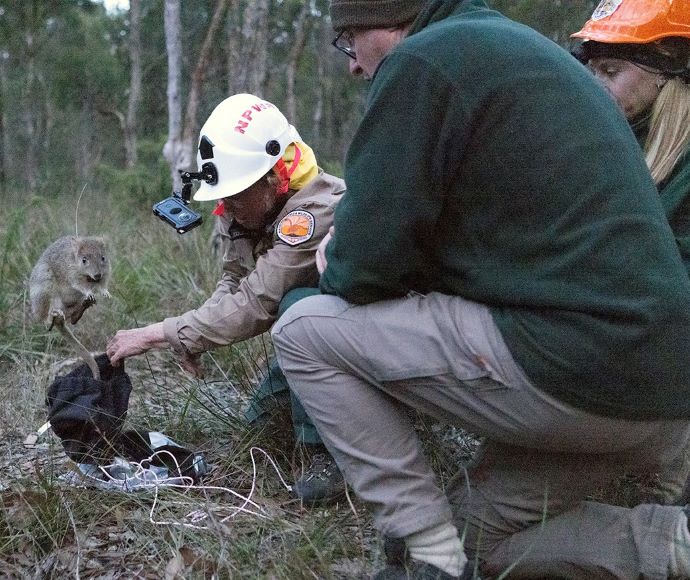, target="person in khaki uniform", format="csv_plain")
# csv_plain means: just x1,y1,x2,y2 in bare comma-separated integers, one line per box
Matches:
107,93,346,504
270,0,690,578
